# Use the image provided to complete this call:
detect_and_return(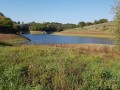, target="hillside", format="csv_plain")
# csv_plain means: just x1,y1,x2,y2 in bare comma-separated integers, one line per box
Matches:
63,22,114,32
53,22,115,38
